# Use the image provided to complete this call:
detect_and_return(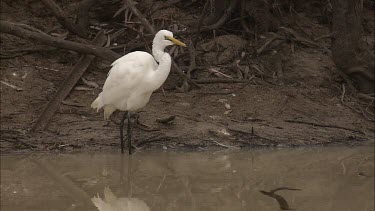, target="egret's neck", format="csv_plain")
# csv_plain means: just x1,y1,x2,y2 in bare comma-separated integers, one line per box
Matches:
150,42,172,90
152,41,167,62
